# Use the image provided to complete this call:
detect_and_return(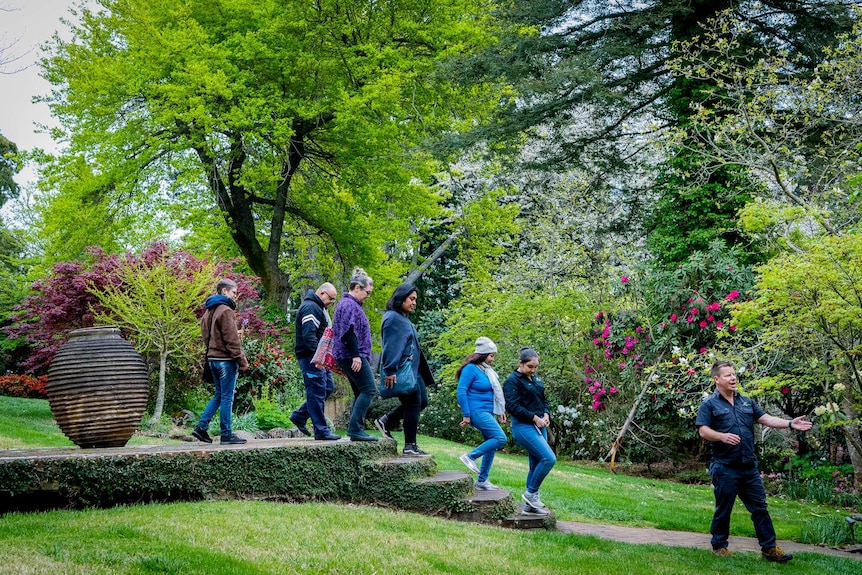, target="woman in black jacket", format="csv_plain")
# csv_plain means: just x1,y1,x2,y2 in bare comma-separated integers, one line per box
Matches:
503,347,556,516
